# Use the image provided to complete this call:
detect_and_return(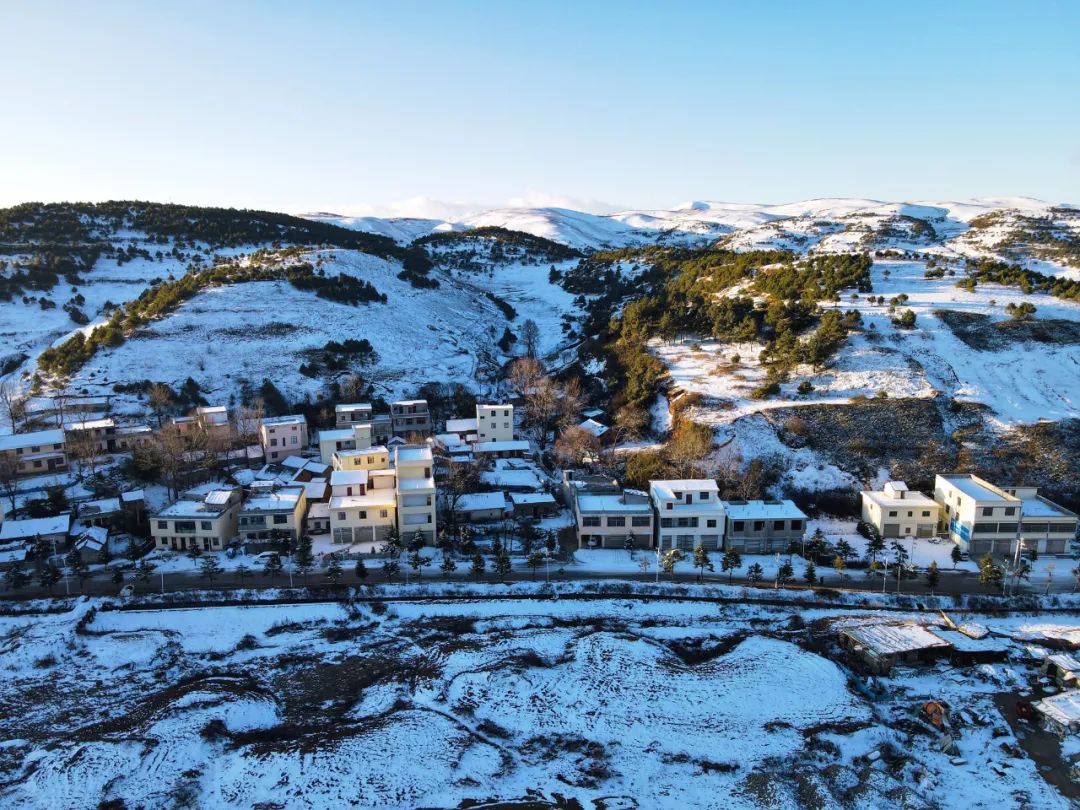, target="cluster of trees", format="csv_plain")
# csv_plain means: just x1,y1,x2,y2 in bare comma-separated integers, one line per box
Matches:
0,247,99,301
417,226,583,270
285,262,387,305
964,256,1080,301
506,357,585,451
